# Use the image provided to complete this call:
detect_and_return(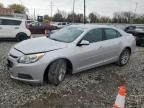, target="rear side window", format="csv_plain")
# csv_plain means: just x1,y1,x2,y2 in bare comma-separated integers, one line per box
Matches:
104,28,121,40
62,22,66,25
83,28,103,43
1,19,21,26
